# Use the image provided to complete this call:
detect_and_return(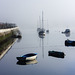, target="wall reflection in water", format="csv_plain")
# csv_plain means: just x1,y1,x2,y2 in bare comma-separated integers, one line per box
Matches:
0,37,17,60
17,37,22,43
